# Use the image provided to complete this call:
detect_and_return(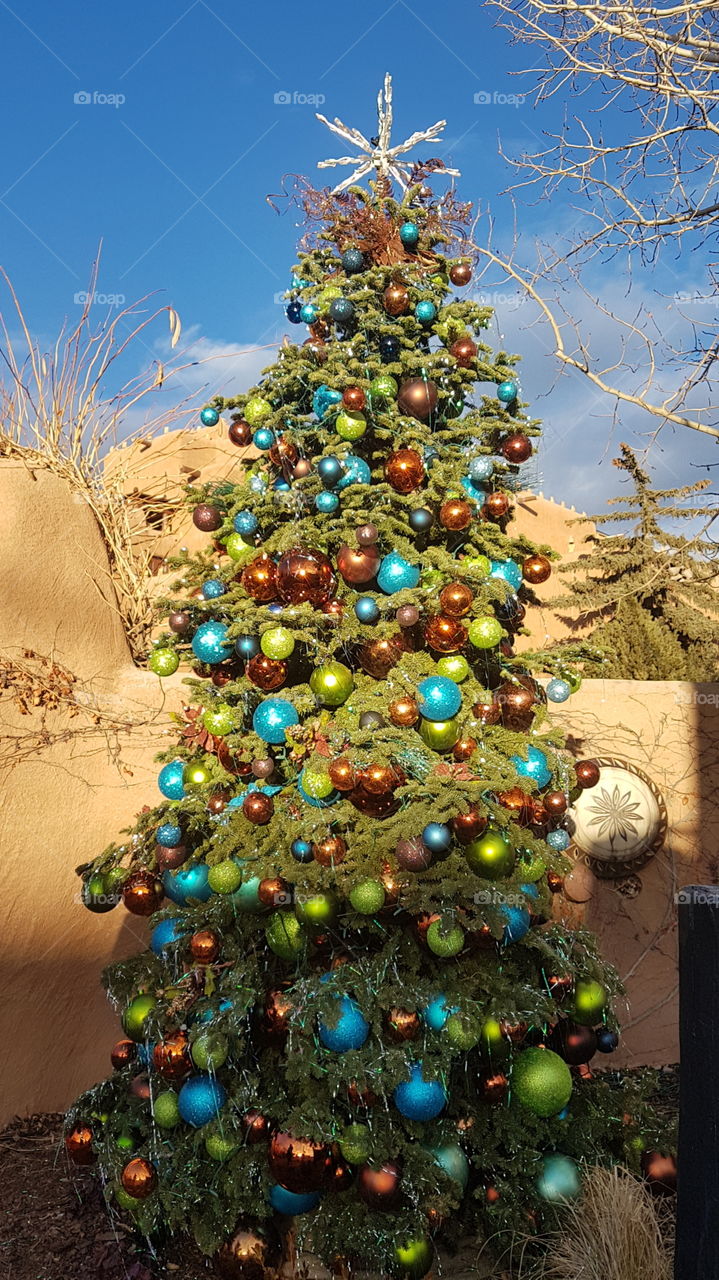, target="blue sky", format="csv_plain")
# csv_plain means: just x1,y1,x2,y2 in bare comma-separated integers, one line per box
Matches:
0,0,713,513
